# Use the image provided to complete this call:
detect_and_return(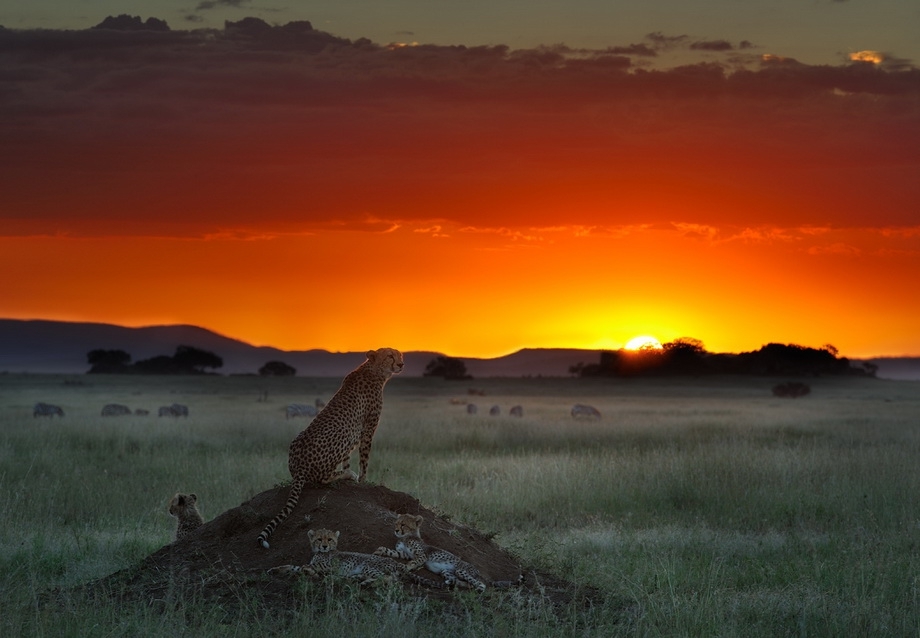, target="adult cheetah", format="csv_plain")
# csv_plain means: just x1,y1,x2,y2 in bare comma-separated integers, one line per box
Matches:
257,347,404,549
